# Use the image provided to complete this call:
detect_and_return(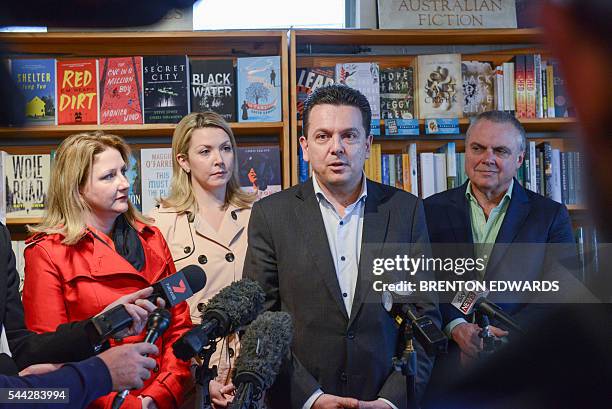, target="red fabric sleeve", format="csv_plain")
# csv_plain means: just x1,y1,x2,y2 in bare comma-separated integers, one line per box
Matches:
22,243,68,333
